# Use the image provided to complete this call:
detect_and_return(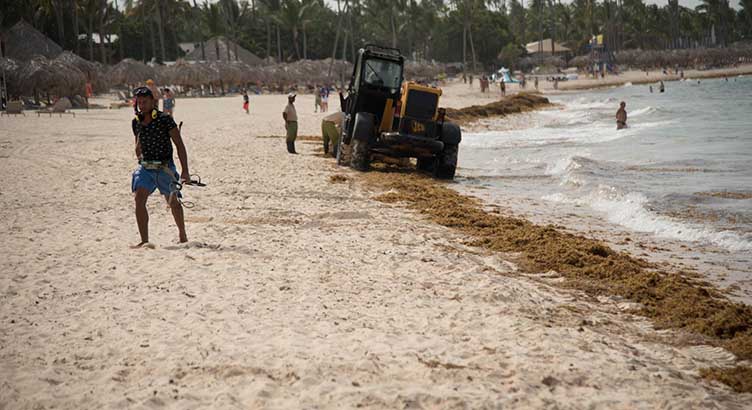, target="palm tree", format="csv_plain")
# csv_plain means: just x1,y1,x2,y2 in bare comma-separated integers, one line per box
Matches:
220,0,250,61
453,0,484,73
273,0,314,60
202,1,225,60
259,0,282,61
